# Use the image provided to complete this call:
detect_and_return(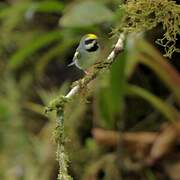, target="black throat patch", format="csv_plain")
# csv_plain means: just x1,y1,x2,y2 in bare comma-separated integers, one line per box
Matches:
86,43,99,52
